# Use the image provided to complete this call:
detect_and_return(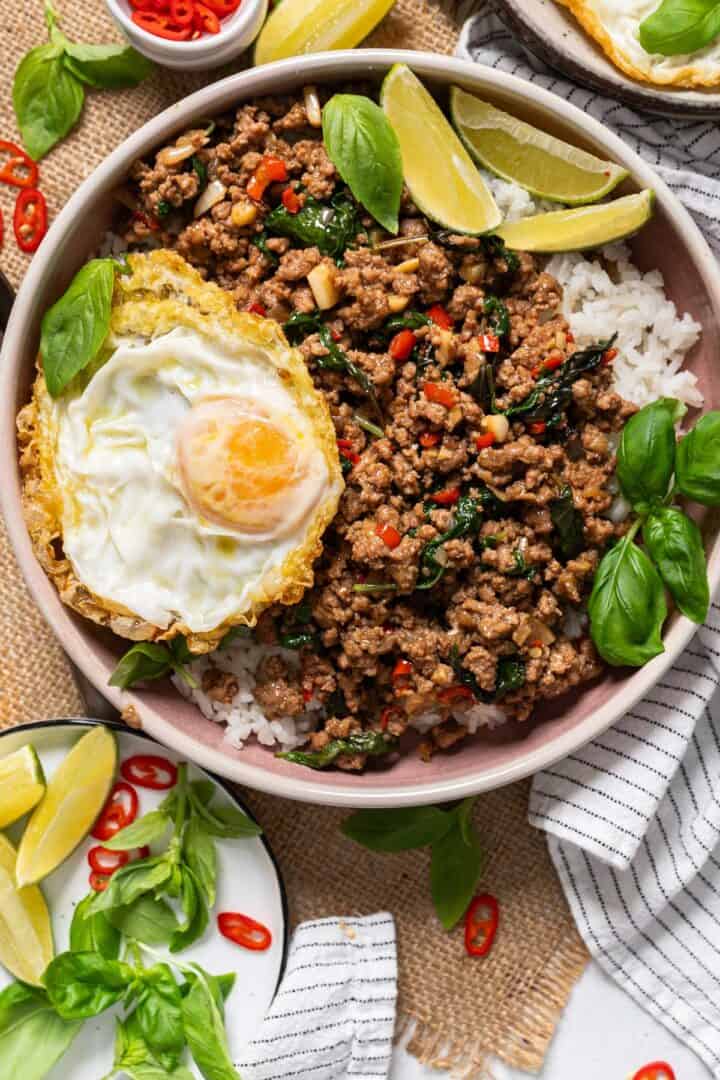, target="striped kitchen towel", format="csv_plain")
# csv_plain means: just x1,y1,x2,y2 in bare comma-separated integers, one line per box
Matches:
239,913,398,1080
460,9,720,1075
